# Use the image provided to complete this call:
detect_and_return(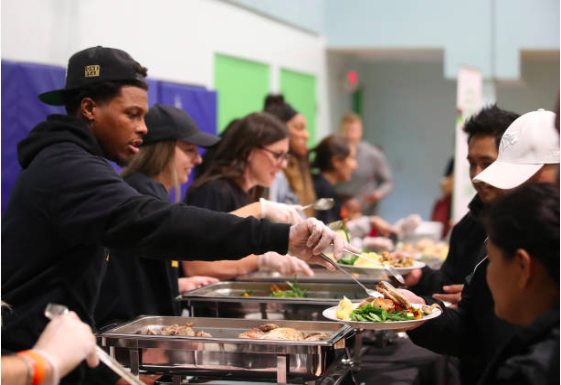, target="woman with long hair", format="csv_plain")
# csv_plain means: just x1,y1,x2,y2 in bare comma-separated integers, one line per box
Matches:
264,94,317,218
184,111,314,279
